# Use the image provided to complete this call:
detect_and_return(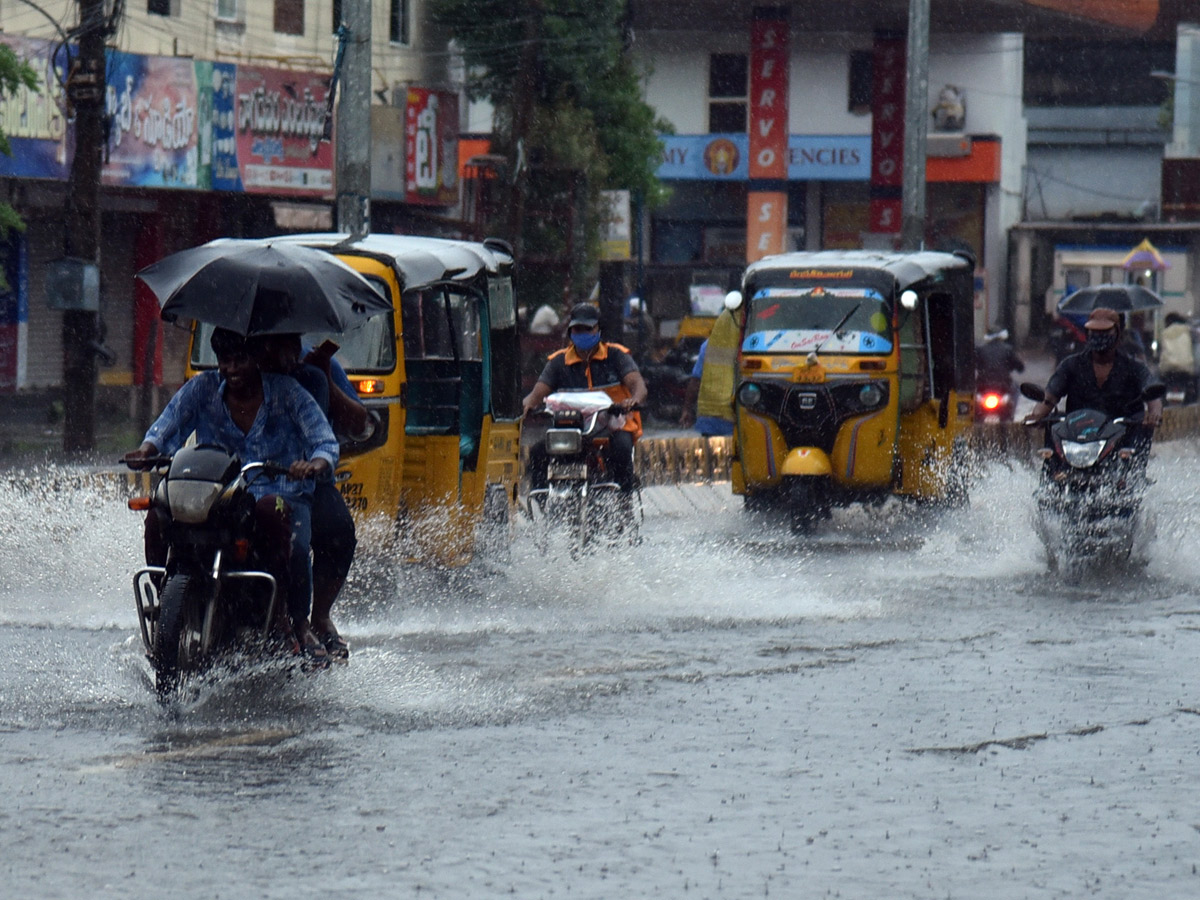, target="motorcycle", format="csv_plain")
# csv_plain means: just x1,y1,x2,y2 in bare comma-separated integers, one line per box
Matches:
975,379,1017,423
524,390,642,556
126,444,295,697
1020,382,1164,577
